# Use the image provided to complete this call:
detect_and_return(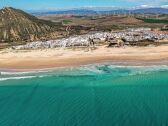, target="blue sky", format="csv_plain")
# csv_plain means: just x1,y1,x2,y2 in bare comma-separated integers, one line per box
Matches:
0,0,168,10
